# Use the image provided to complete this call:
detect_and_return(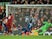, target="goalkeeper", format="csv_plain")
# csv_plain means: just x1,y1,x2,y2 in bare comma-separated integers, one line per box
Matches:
36,21,52,35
